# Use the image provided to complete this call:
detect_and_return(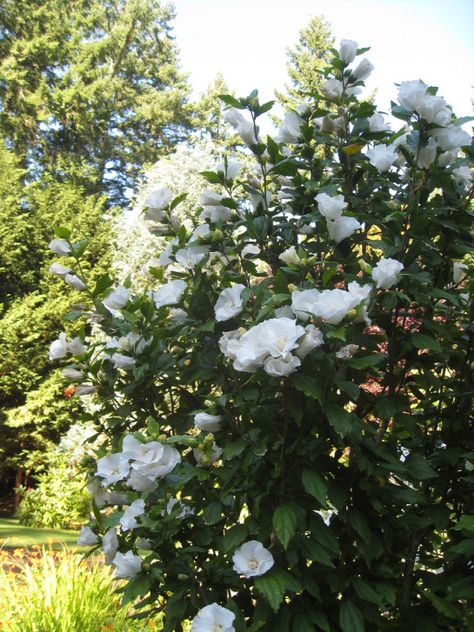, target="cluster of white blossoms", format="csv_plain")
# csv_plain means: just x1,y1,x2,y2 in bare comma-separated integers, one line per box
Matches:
46,32,472,629
316,192,361,244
